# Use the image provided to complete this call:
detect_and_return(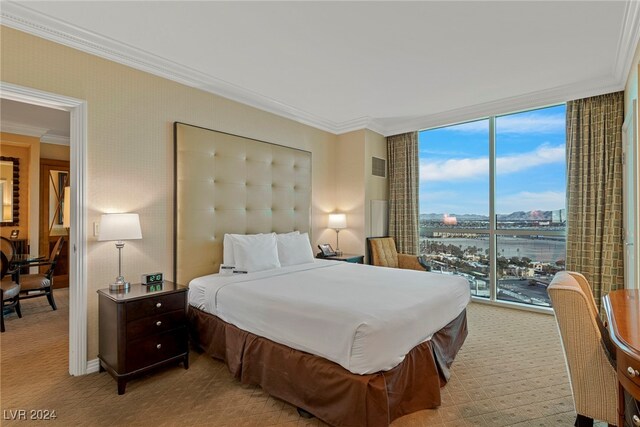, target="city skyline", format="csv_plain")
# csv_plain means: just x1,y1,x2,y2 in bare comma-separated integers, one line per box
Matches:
418,104,567,216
